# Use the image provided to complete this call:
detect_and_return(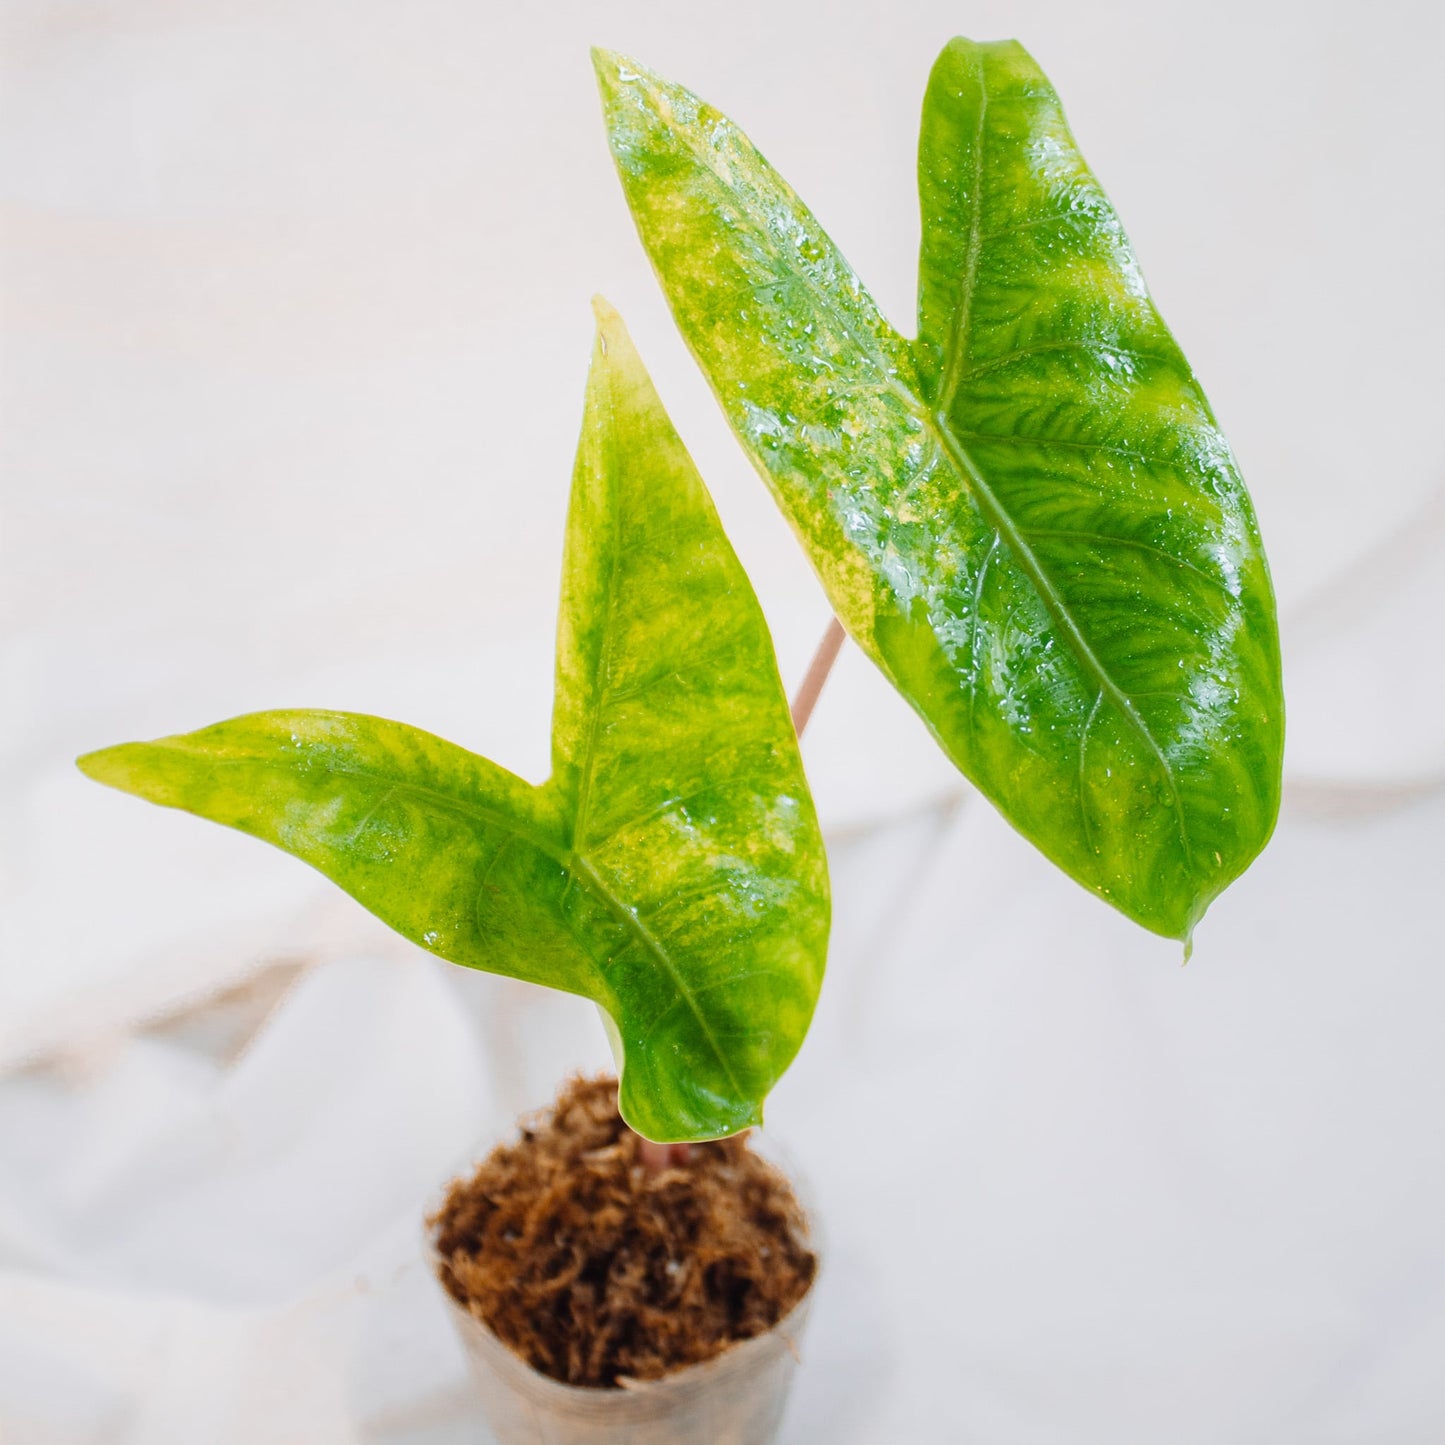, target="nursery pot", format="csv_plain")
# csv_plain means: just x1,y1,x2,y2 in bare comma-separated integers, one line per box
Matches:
434,1274,812,1445
426,1089,816,1445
